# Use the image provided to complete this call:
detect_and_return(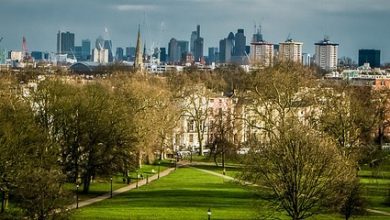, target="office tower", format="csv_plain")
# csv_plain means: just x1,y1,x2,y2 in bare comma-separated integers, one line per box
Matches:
95,36,105,50
252,26,263,43
191,25,204,62
126,47,136,61
74,46,82,60
279,38,303,63
160,47,167,63
92,48,109,64
81,39,91,61
208,47,218,64
168,38,180,63
359,49,380,68
104,40,113,62
219,32,235,63
178,40,189,60
57,31,75,54
315,37,339,71
234,29,246,56
116,47,124,61
190,31,197,54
